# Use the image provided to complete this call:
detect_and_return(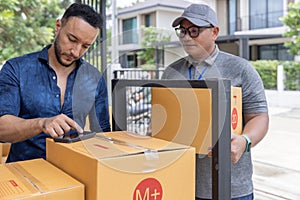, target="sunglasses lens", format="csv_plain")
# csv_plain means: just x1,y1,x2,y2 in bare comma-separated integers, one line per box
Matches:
189,27,199,38
175,28,186,38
